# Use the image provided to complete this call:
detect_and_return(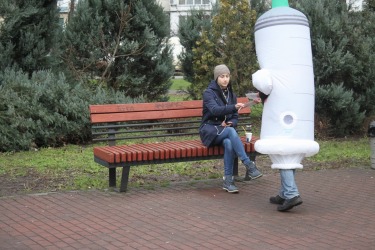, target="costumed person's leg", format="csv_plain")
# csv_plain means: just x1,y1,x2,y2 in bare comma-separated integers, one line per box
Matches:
225,127,262,179
275,169,303,212
221,138,239,193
